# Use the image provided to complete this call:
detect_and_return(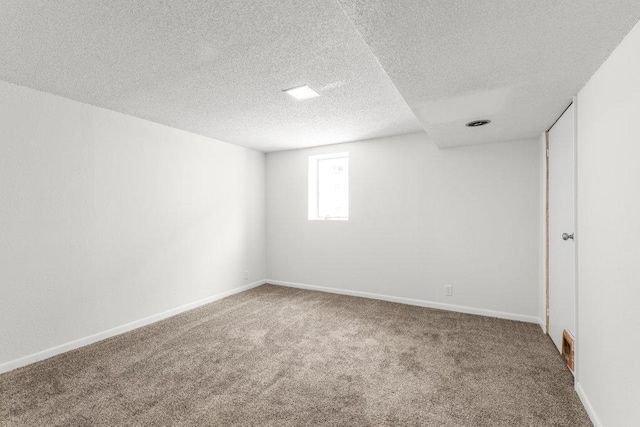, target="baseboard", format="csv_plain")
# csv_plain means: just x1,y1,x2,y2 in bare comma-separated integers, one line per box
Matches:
268,280,542,325
0,279,267,375
575,382,603,427
1,279,543,375
538,319,547,333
